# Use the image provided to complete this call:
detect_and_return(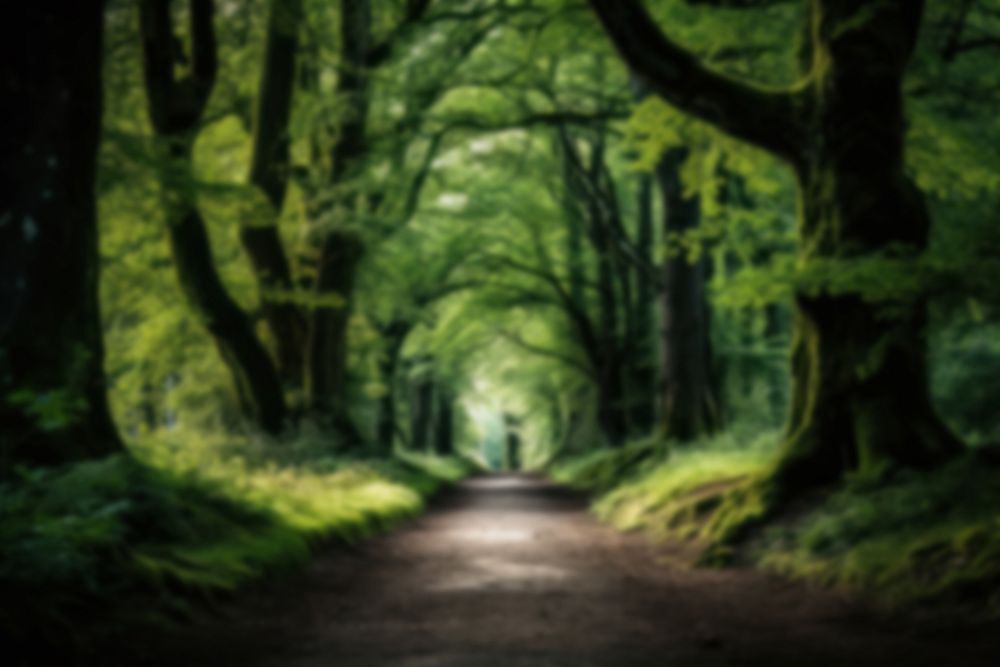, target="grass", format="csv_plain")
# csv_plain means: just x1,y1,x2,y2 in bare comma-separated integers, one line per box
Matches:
0,429,475,651
755,455,1000,613
548,438,661,493
595,431,777,539
552,427,1000,615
